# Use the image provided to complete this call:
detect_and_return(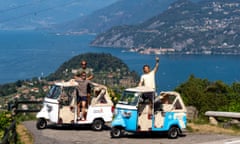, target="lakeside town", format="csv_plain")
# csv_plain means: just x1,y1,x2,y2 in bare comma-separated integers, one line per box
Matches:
123,46,240,55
